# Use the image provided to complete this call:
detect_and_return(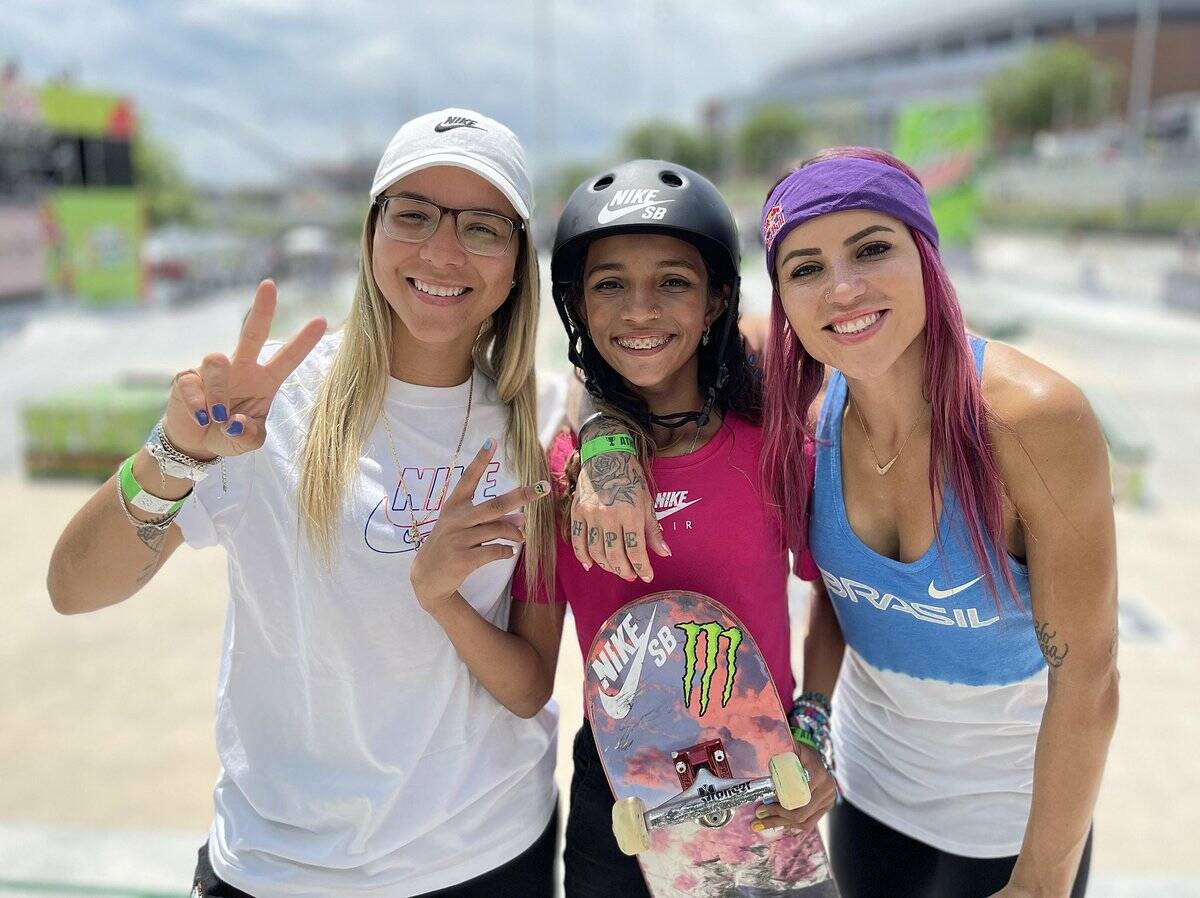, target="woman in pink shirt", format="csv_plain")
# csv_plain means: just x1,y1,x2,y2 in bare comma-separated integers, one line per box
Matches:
510,159,837,895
